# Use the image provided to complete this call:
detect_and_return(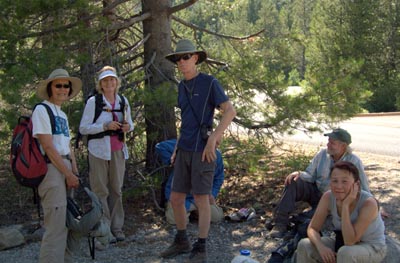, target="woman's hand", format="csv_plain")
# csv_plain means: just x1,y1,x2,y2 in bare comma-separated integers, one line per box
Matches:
105,121,122,131
65,172,80,189
317,244,336,263
343,181,360,207
121,122,130,132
